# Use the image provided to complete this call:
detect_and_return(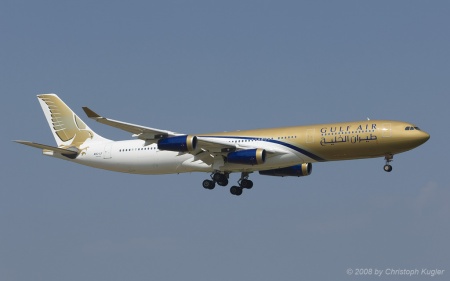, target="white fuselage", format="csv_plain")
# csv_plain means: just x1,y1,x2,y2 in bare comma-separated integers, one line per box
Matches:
69,138,306,175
